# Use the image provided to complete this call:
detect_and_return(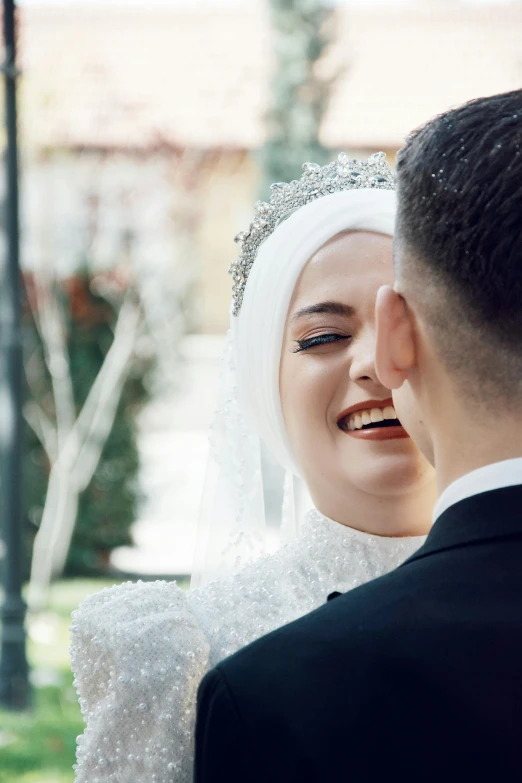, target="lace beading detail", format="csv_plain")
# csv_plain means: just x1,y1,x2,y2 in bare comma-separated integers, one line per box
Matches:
70,509,426,782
